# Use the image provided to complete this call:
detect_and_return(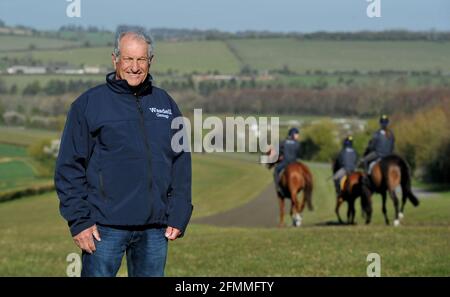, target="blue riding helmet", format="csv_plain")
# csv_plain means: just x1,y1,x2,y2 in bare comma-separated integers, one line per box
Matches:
288,127,299,138
379,114,389,126
343,136,353,147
